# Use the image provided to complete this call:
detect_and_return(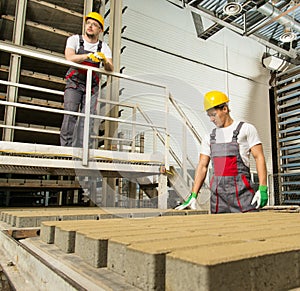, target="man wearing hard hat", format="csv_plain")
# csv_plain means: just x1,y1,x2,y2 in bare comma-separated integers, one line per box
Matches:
176,91,268,213
60,12,114,147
